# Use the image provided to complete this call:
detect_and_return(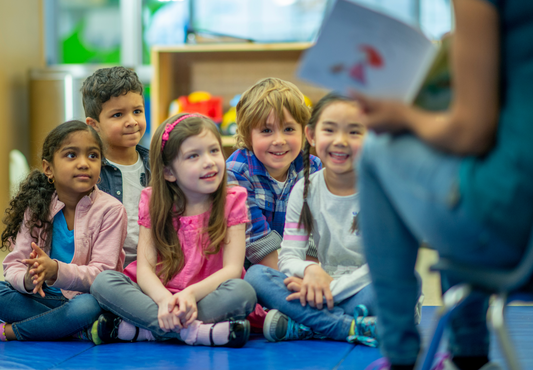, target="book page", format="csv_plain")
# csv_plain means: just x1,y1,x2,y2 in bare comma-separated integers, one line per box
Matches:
298,0,438,103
